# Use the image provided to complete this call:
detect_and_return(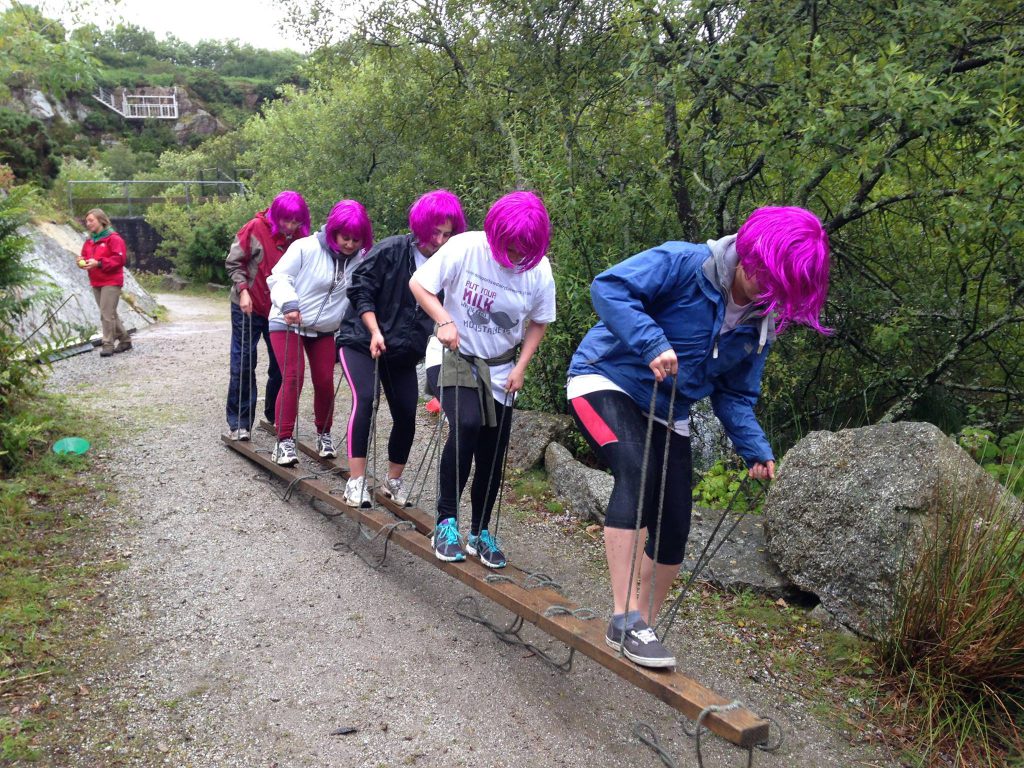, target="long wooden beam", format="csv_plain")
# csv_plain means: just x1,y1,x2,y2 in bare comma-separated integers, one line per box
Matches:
222,434,770,748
